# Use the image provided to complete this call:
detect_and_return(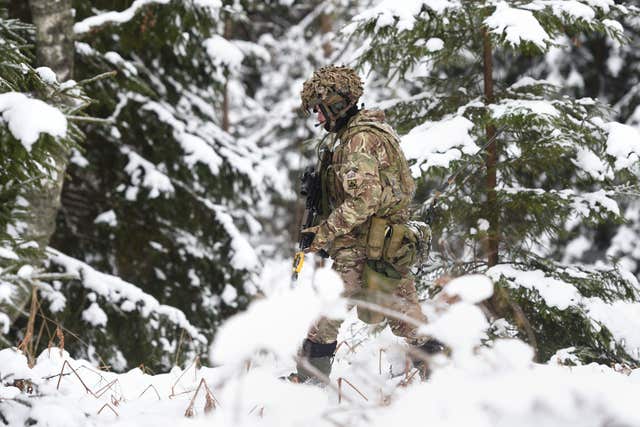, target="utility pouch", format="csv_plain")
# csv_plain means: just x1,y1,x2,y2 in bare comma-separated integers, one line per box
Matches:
382,223,426,276
366,216,388,260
